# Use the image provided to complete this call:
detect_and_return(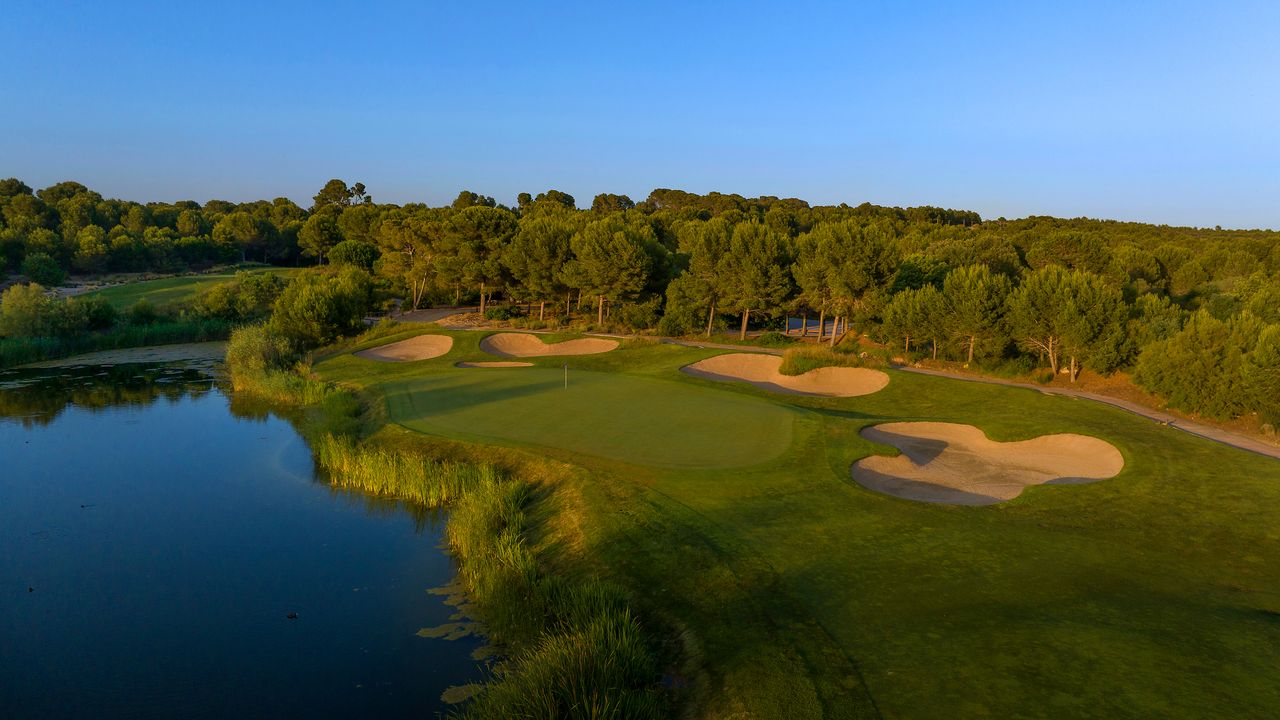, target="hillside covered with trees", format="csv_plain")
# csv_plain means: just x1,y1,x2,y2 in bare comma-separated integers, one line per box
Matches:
2,177,1278,426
